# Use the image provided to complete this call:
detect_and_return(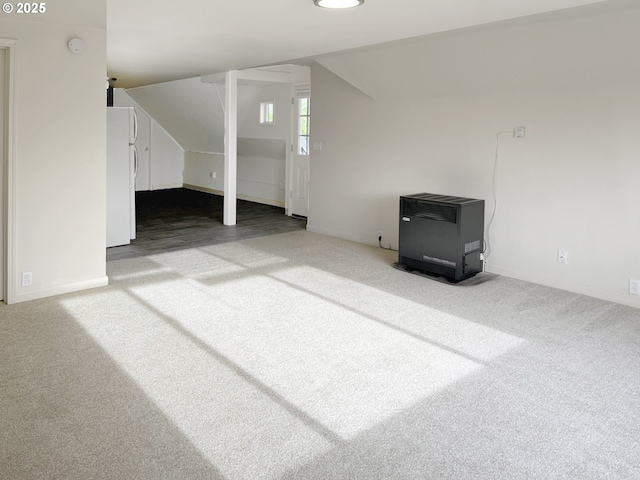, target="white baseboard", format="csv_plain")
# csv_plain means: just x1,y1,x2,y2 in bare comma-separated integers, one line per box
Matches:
151,183,183,190
306,225,639,310
10,276,109,305
182,184,222,196
306,224,375,246
486,264,640,309
182,184,285,208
